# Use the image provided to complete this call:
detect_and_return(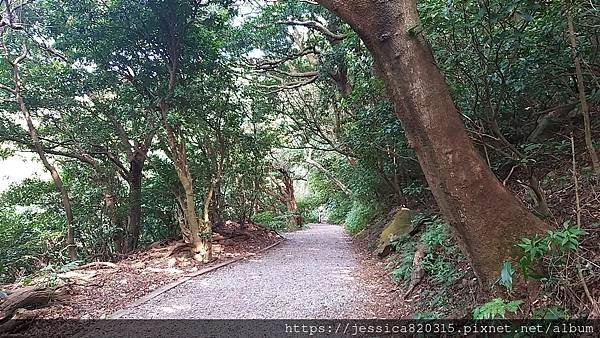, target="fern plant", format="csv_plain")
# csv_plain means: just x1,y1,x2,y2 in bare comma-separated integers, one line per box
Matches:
473,298,523,319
